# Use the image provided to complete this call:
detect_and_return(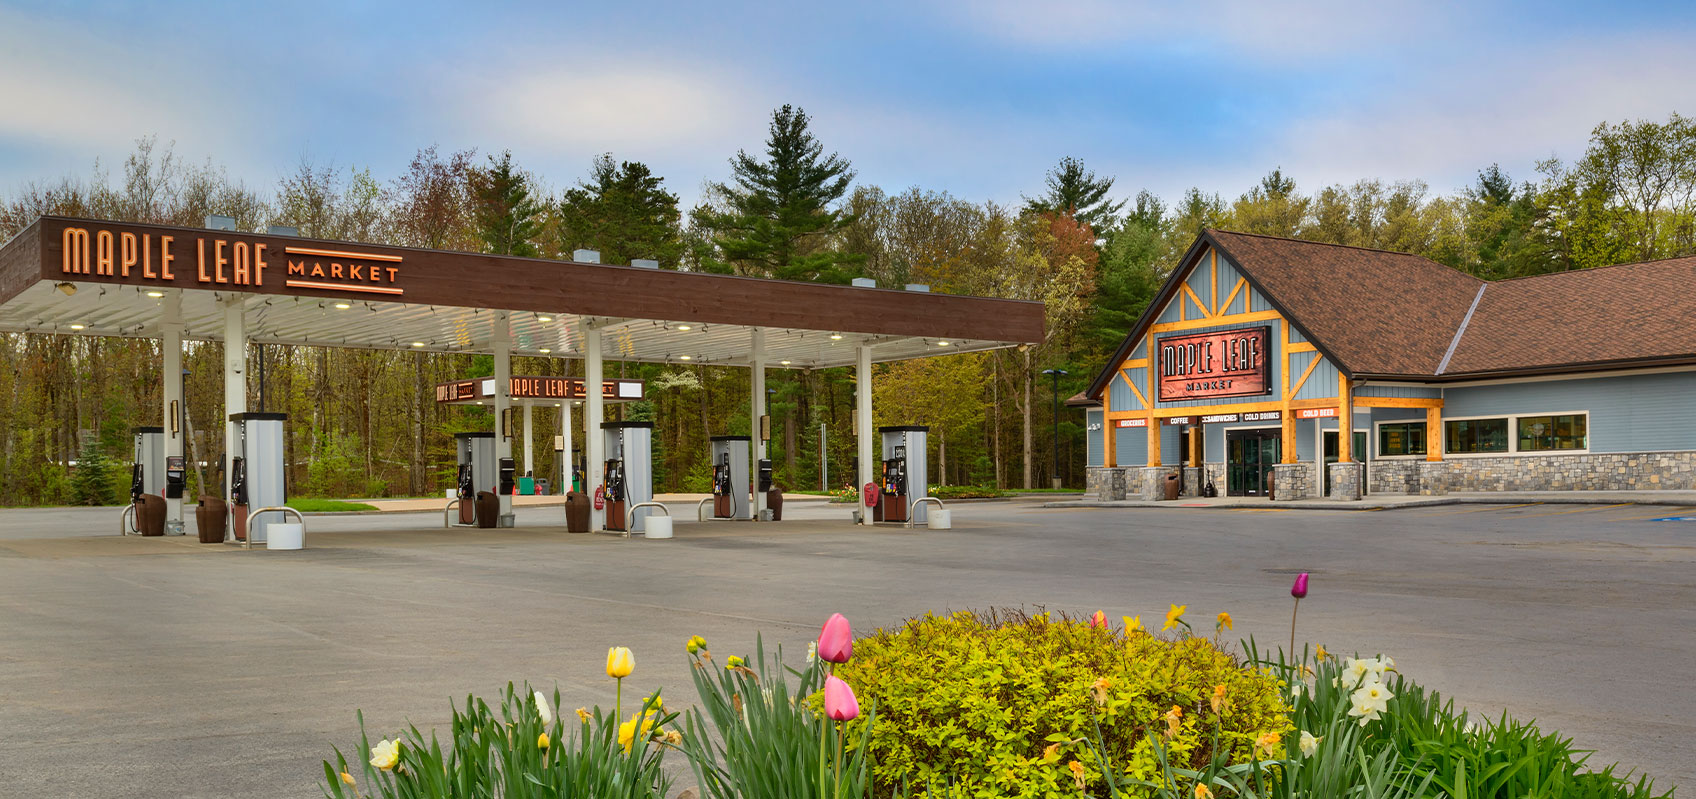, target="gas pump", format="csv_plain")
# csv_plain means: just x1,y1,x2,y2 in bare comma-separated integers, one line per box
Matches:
602,421,654,532
709,435,750,519
228,412,288,543
497,457,517,527
878,426,930,525
453,432,495,526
